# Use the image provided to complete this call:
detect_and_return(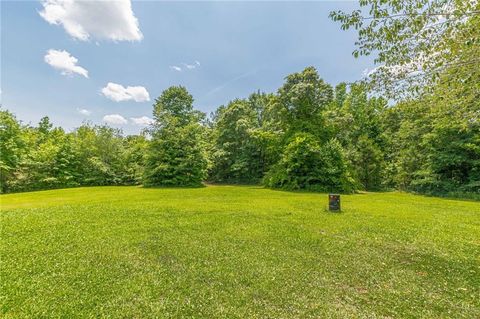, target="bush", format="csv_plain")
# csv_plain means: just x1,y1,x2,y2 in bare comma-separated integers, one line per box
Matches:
264,133,354,192
144,123,207,187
